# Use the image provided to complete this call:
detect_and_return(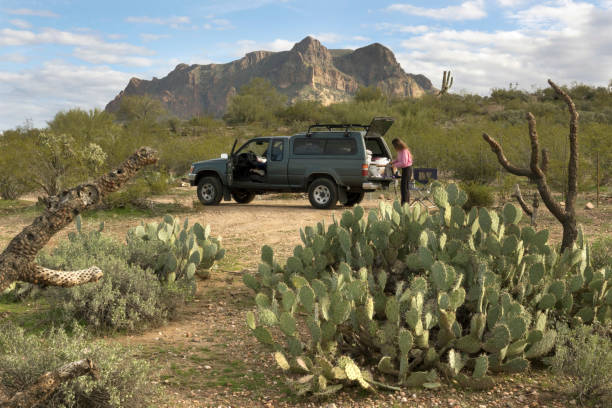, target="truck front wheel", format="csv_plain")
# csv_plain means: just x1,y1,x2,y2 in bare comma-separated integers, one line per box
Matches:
197,176,223,205
231,190,255,204
344,191,365,207
308,178,338,209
